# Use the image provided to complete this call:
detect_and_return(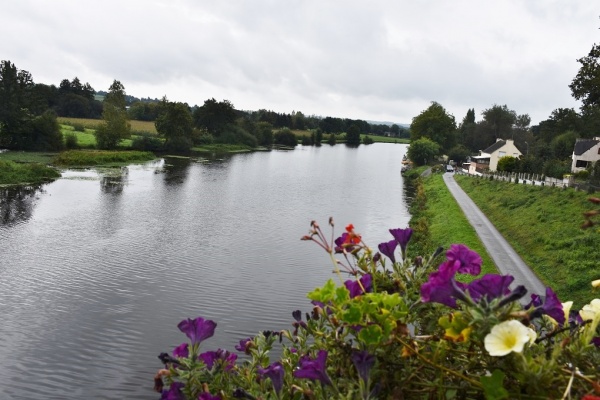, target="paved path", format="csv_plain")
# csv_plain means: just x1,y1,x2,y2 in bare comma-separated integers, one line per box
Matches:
443,173,547,296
